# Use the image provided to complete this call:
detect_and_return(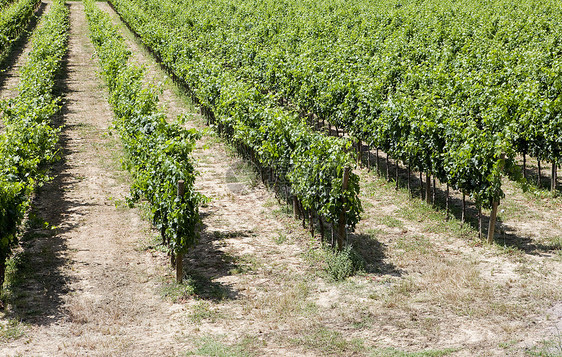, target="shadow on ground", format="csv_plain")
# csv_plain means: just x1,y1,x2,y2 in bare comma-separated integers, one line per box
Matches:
0,3,47,87
1,31,92,326
348,232,402,277
358,146,562,255
180,213,245,301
